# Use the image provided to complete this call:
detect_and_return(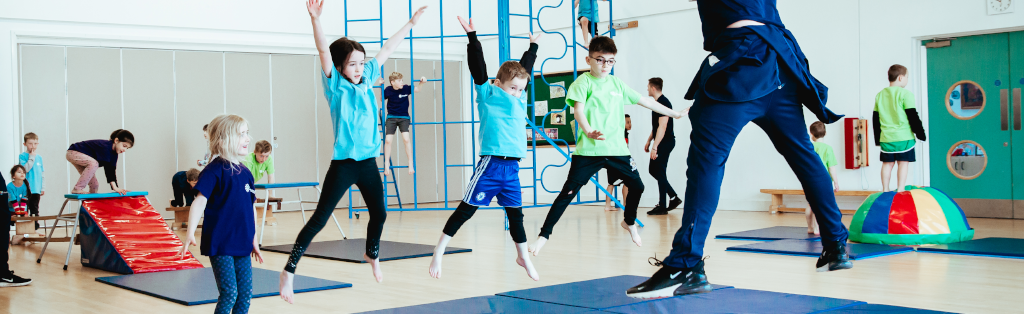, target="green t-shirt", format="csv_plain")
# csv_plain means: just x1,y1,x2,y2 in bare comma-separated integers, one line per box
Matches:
874,86,916,145
813,141,838,177
566,73,641,156
243,153,275,183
